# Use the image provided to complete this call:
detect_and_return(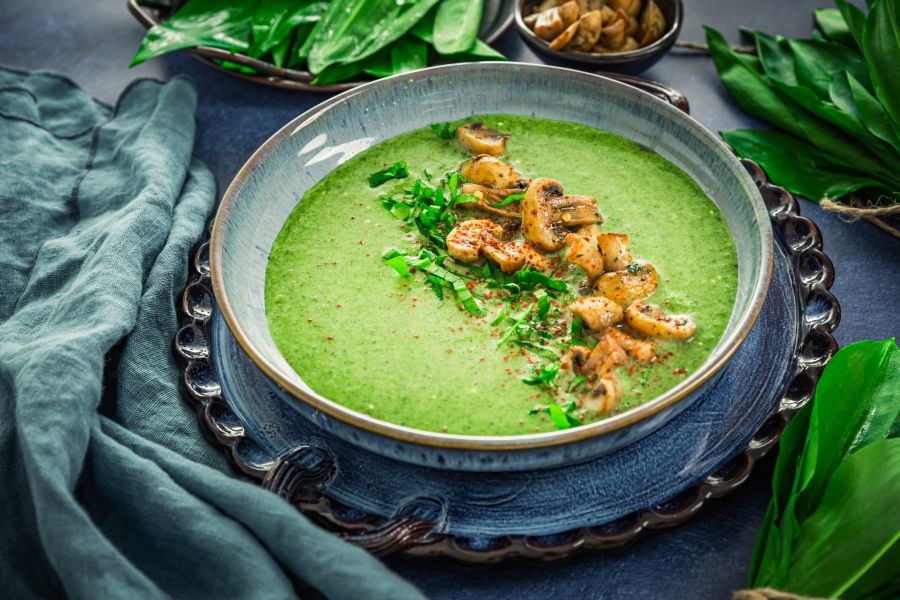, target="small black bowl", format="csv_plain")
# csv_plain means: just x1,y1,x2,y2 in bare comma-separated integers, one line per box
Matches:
515,0,683,74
